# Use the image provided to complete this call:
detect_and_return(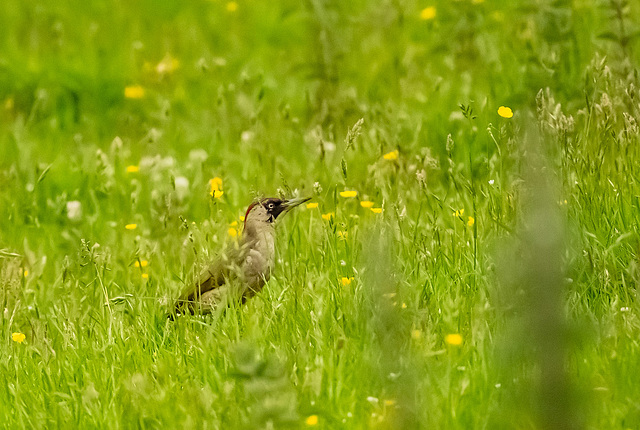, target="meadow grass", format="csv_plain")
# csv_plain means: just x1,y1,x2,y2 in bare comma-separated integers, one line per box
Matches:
1,0,639,428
